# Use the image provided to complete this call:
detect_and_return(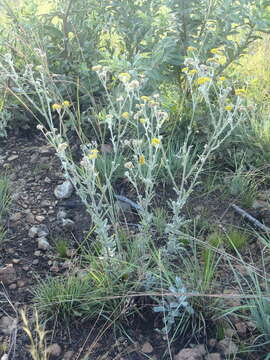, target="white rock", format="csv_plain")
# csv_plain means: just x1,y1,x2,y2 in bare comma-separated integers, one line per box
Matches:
36,215,45,222
57,210,67,221
28,224,49,238
54,180,73,199
29,226,39,238
7,155,18,161
37,237,50,250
